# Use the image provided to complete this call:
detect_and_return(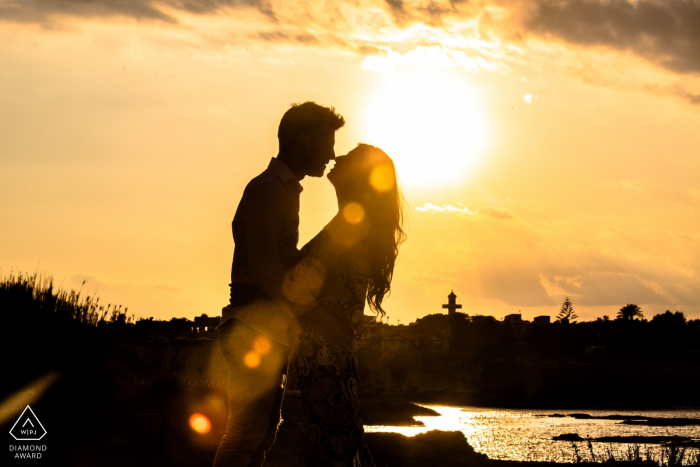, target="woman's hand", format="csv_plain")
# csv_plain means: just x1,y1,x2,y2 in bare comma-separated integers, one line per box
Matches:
298,305,355,350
